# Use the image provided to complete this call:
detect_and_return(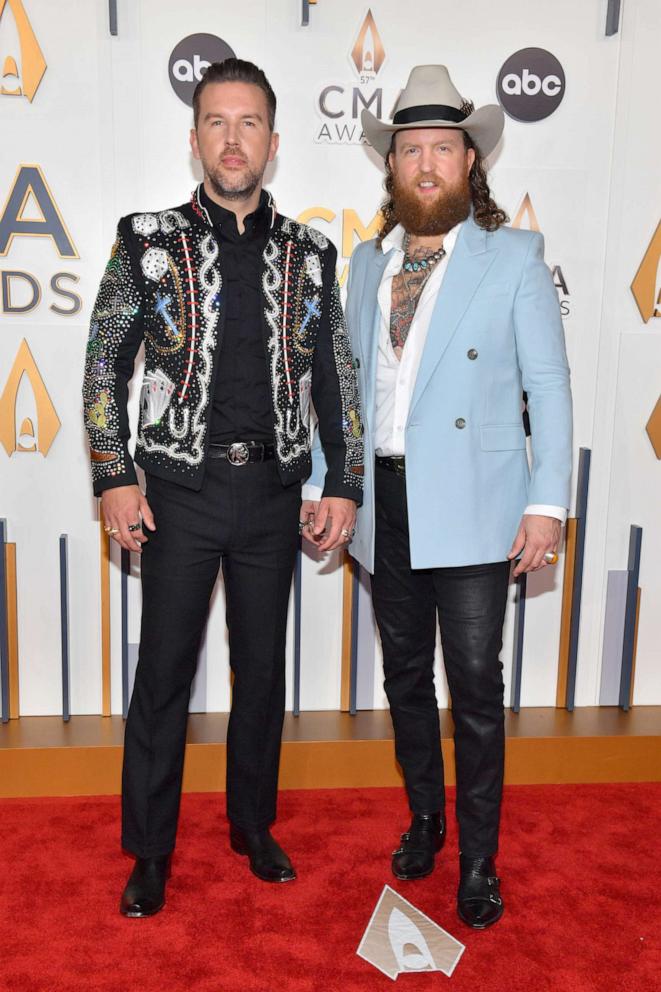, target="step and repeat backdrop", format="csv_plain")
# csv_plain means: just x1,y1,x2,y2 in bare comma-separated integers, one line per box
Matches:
0,0,659,718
